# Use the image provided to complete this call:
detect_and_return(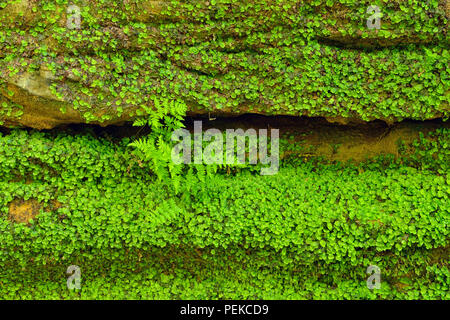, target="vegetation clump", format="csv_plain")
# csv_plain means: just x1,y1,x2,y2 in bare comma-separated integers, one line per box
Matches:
0,126,448,299
0,0,448,300
0,0,448,128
